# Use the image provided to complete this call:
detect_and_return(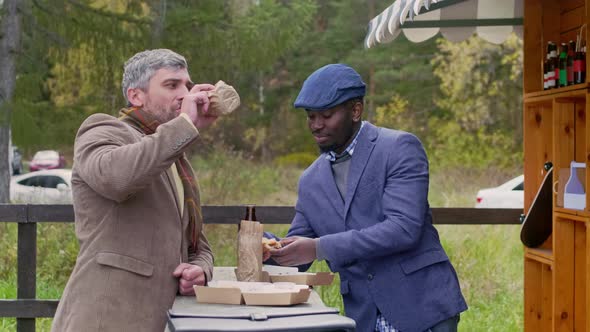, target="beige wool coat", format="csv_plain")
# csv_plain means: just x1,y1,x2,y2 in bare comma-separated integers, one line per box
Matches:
51,113,214,332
